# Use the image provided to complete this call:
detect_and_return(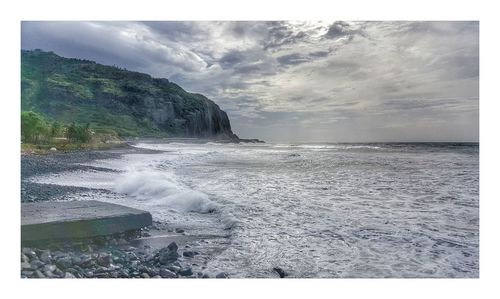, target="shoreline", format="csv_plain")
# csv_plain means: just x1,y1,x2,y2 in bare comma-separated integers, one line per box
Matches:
21,143,230,279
